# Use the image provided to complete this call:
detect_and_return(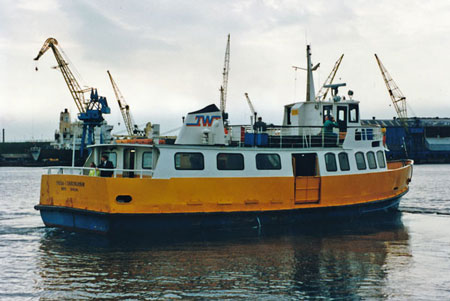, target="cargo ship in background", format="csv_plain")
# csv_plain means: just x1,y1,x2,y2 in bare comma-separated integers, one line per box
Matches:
0,108,113,166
